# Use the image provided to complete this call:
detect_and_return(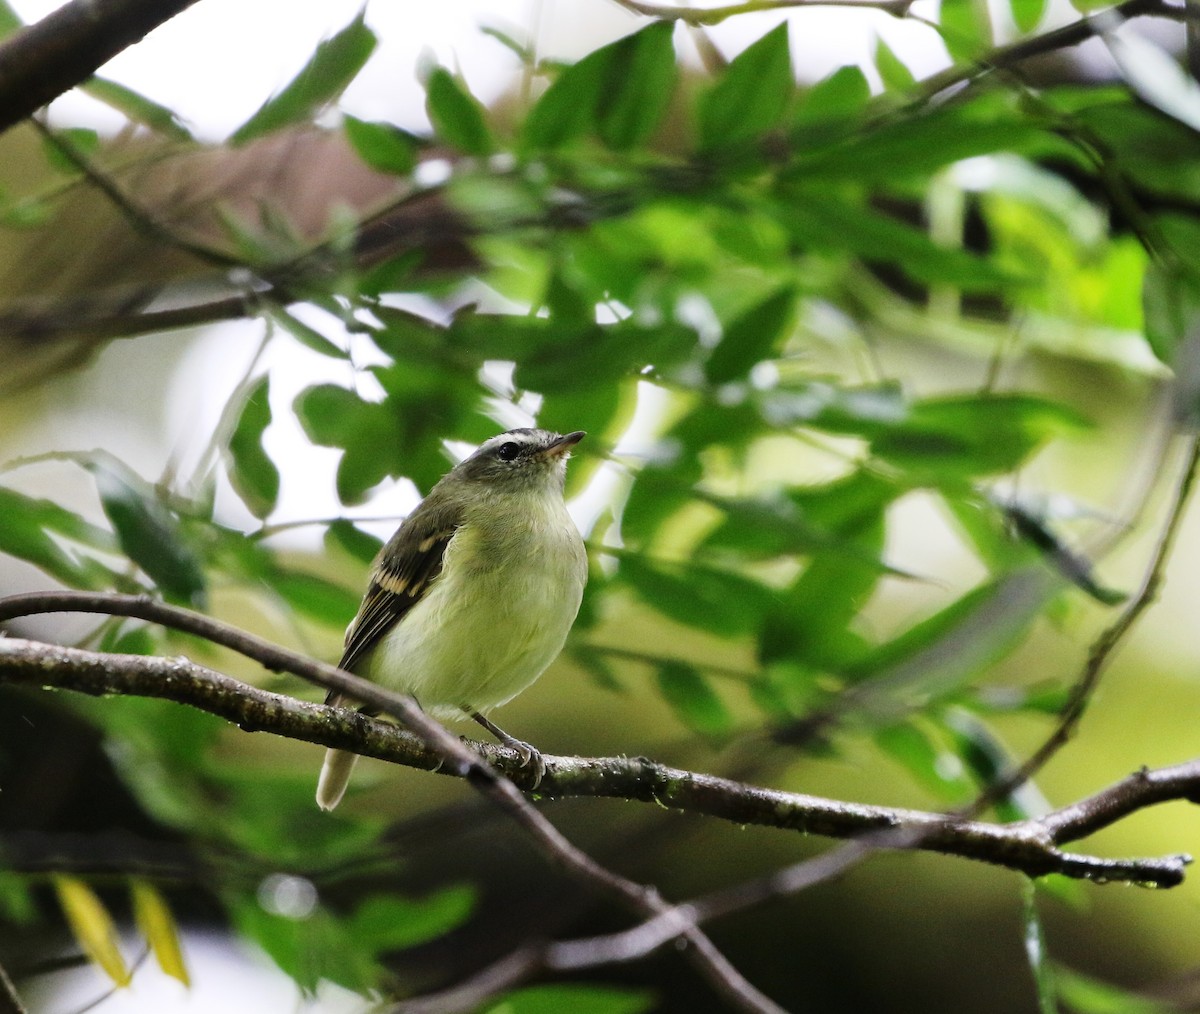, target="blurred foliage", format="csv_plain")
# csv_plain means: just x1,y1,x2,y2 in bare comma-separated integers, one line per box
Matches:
2,3,1199,1011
